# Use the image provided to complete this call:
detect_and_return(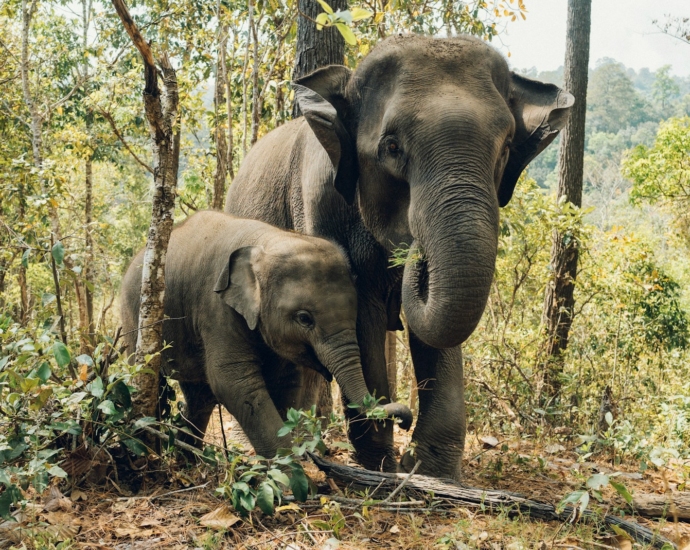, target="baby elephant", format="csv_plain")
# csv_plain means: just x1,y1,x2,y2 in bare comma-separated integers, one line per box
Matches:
121,211,412,458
